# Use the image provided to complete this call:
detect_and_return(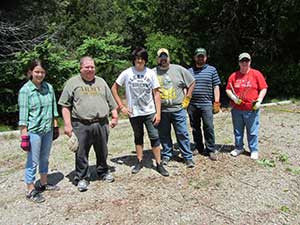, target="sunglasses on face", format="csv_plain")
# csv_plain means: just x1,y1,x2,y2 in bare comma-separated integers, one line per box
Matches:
239,58,250,63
